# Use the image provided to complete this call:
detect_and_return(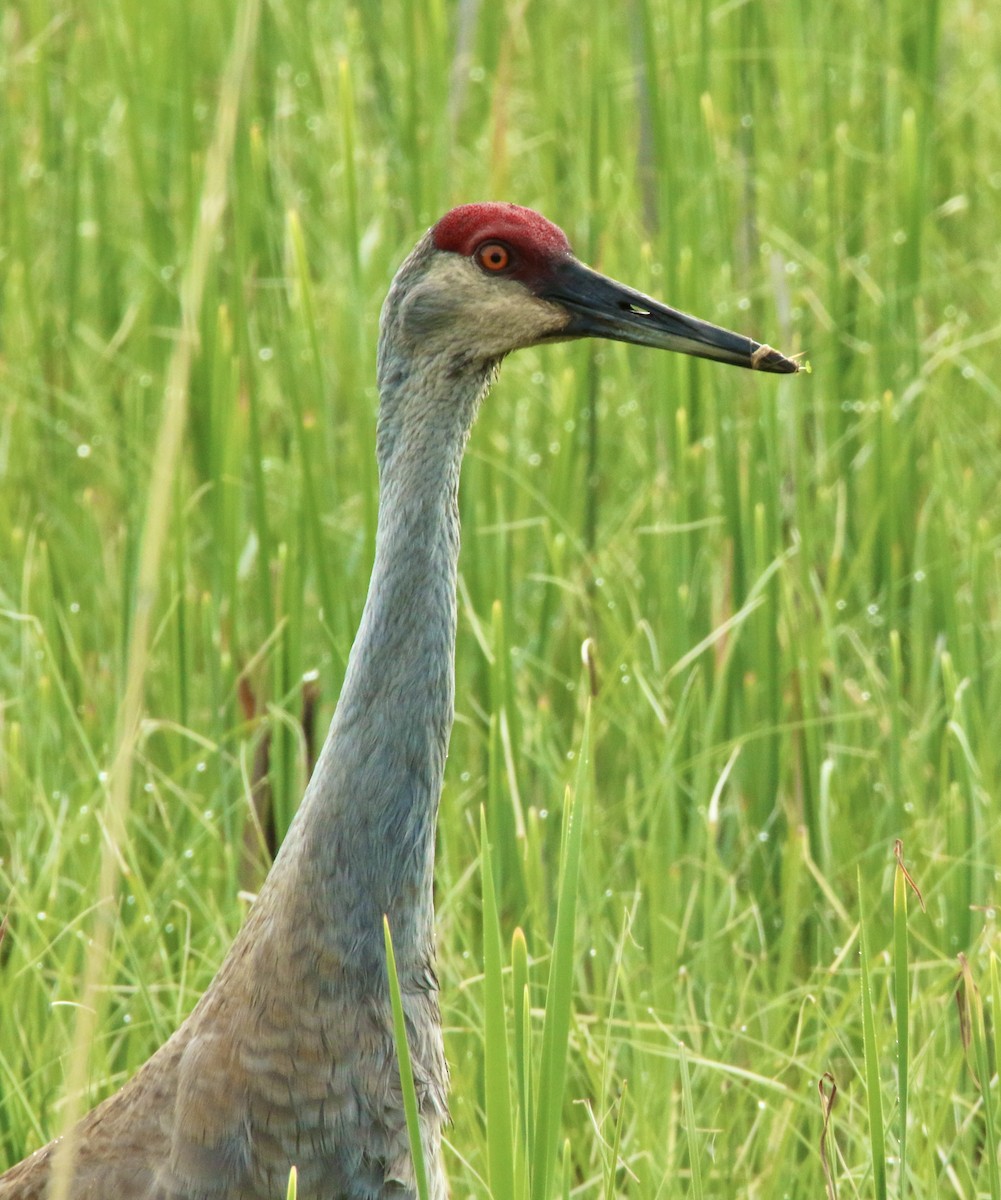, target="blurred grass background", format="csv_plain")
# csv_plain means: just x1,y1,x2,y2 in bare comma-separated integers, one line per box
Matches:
2,0,1000,1195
